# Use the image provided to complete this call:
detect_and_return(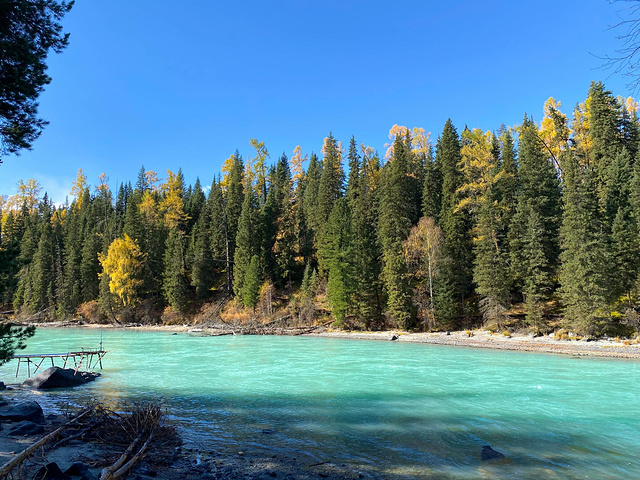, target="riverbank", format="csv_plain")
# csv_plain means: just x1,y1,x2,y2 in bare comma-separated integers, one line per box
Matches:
0,393,377,480
26,320,640,359
309,329,640,358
